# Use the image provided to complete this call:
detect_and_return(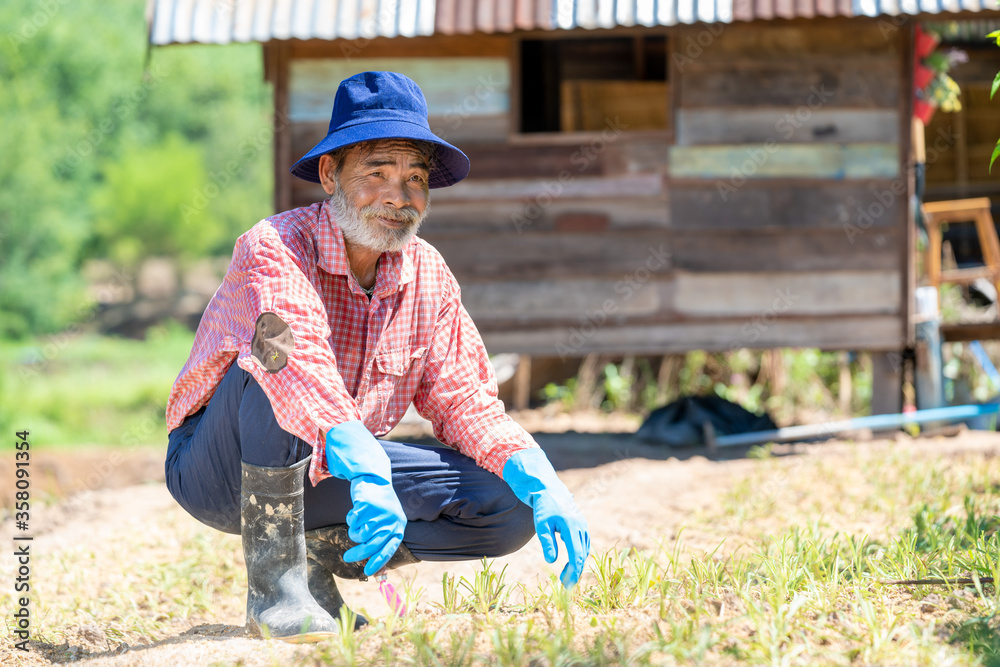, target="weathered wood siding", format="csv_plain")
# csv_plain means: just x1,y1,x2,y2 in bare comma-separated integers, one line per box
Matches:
275,23,911,357
664,21,910,354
